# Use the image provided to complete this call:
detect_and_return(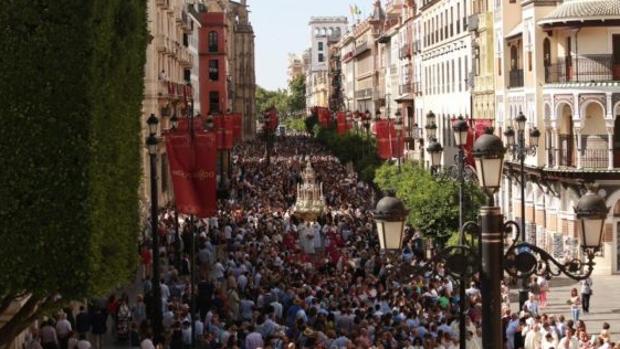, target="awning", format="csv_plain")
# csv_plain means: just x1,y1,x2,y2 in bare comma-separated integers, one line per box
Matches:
395,93,414,102
505,22,523,40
